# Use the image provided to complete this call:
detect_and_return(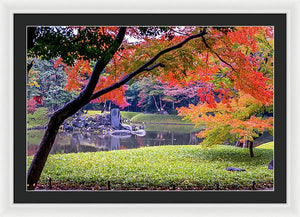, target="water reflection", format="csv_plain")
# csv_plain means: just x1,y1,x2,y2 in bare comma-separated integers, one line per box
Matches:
27,126,202,156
